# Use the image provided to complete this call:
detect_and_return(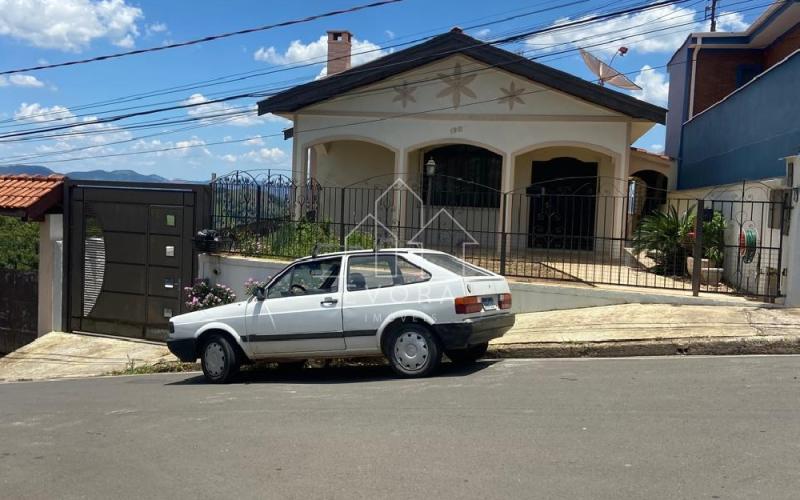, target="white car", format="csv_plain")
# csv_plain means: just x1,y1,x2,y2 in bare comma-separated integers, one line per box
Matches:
167,249,515,383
